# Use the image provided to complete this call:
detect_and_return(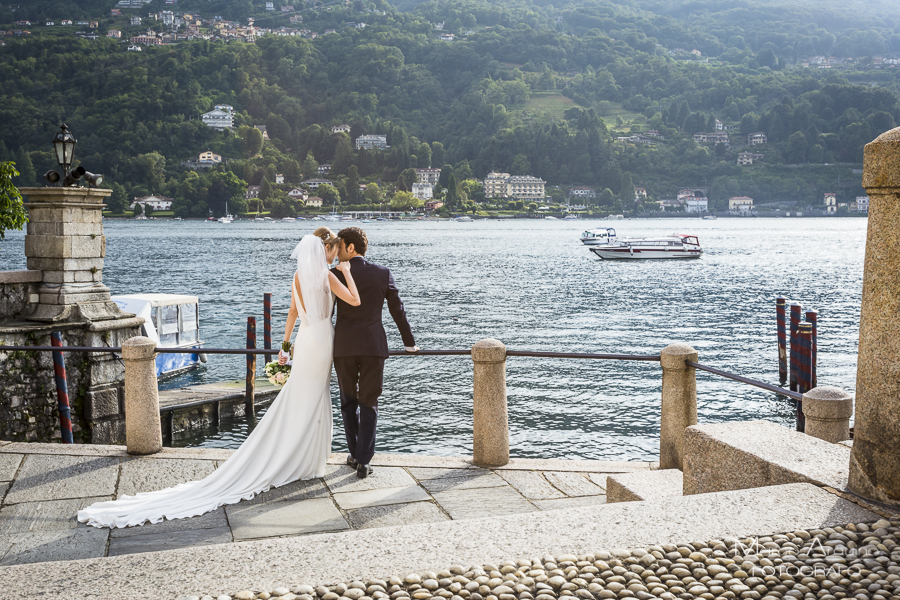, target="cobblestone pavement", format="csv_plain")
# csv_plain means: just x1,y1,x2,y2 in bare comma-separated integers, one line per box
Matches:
187,518,900,600
0,442,652,566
